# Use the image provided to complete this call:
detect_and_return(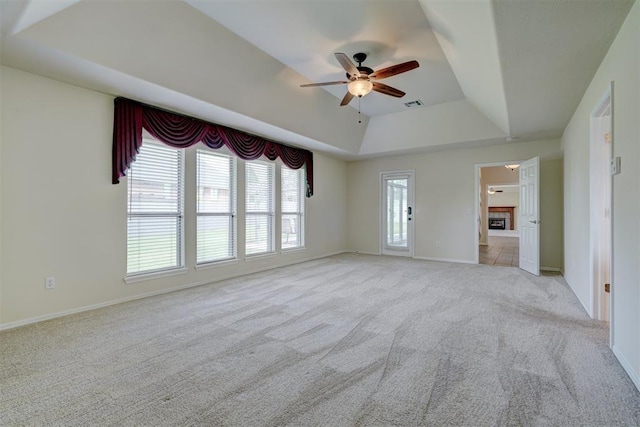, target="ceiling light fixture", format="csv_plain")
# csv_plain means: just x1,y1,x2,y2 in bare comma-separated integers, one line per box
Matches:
488,187,496,194
347,79,373,97
505,164,520,171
